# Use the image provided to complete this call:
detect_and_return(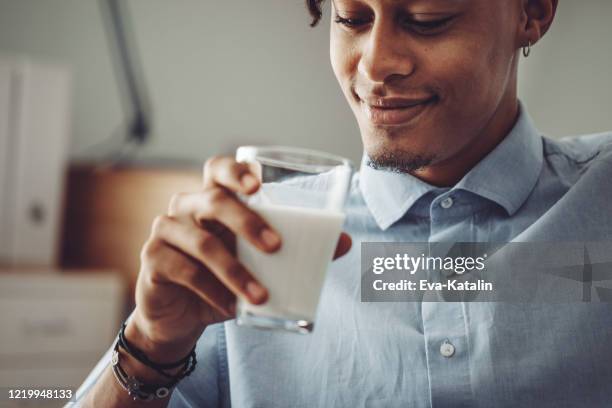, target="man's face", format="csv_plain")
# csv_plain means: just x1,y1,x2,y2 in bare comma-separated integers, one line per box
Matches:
330,0,521,172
